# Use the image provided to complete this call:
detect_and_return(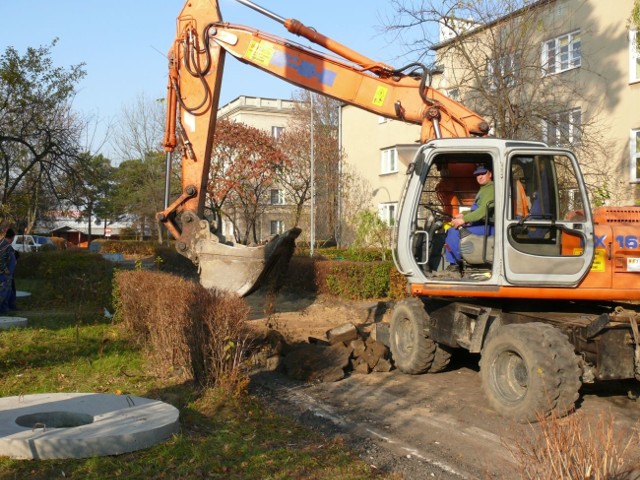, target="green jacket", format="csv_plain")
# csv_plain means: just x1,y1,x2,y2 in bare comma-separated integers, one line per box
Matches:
462,181,494,224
